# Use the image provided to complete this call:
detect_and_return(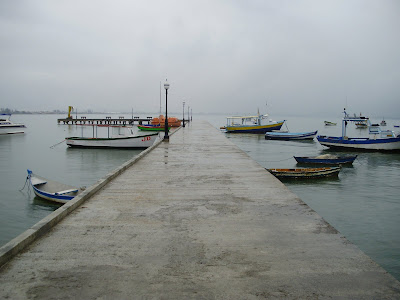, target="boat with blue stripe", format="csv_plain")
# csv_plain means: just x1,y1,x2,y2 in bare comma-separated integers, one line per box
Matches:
317,109,400,151
27,170,84,204
265,130,317,140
